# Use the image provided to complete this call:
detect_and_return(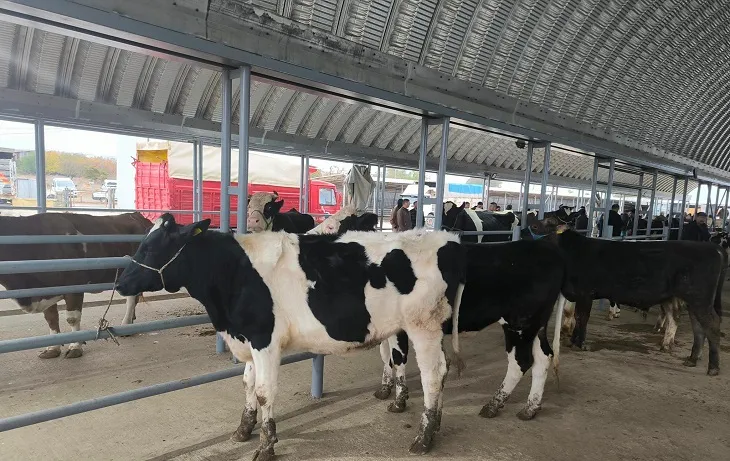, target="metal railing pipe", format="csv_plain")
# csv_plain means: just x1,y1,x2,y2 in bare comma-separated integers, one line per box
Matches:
0,257,129,275
0,352,315,432
0,235,145,244
0,283,115,300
